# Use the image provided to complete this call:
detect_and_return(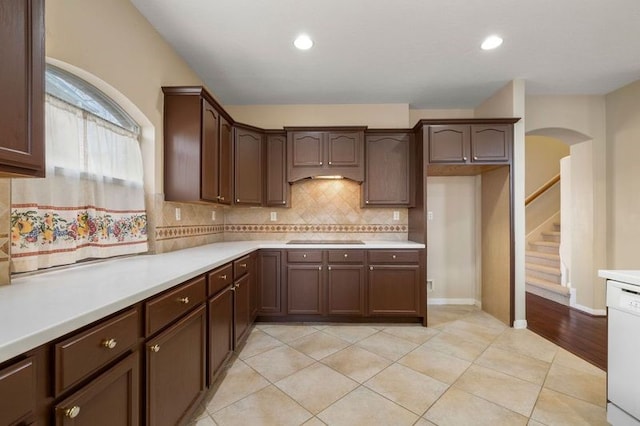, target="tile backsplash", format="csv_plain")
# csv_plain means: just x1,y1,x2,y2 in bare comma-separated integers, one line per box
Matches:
224,179,408,241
